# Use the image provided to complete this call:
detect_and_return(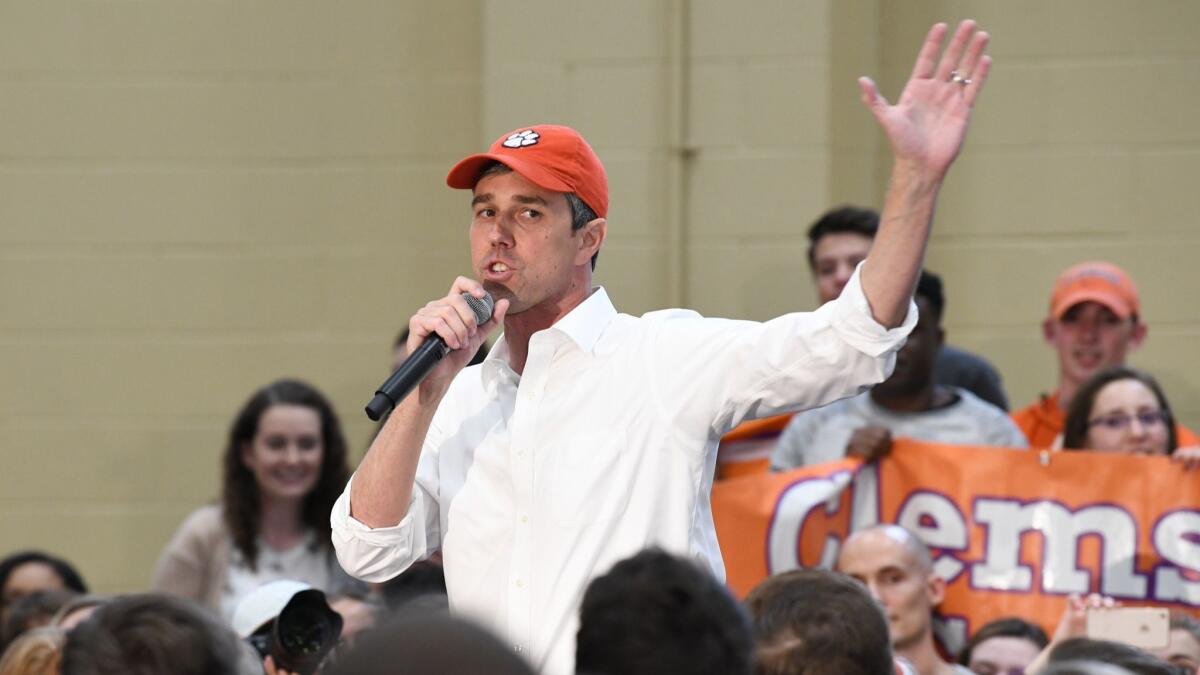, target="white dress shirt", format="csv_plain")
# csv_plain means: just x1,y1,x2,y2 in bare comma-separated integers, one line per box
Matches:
332,267,915,674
